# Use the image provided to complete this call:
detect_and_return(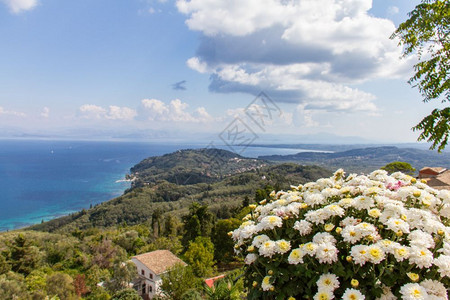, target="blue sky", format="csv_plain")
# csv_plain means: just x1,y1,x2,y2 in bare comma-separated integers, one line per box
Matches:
0,0,439,144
